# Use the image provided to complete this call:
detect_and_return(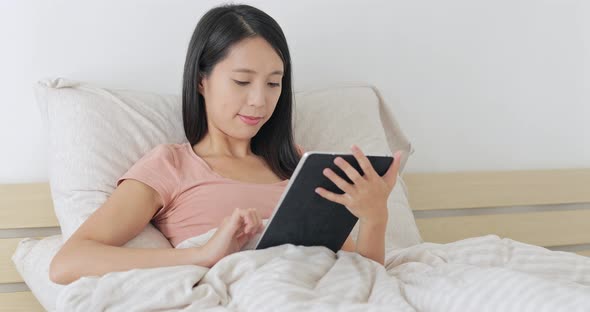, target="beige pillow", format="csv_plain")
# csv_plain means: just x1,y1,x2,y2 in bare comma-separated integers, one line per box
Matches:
34,78,419,246
292,84,420,250
294,83,413,172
